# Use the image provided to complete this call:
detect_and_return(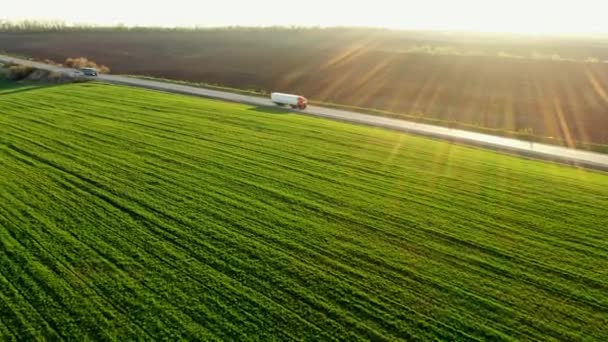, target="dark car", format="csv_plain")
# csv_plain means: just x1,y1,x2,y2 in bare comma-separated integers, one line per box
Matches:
80,68,98,76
